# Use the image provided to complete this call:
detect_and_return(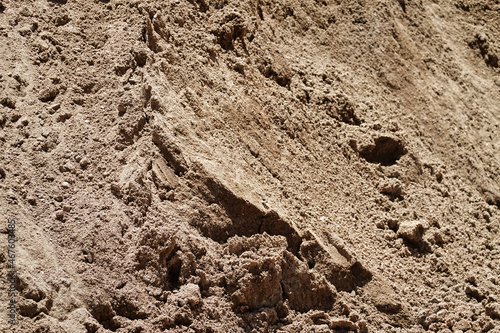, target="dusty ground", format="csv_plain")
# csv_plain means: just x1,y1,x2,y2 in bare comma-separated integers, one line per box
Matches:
0,0,499,332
